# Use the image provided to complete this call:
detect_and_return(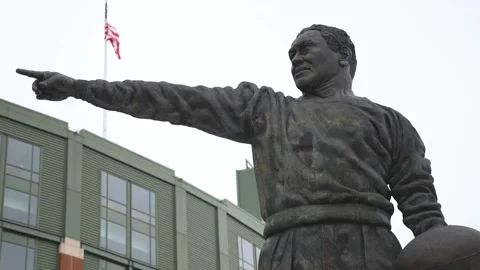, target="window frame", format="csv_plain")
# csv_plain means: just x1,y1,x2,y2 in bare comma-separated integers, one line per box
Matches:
99,258,126,270
130,183,156,266
1,136,41,228
237,236,261,270
0,230,36,270
99,170,128,256
98,170,157,267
